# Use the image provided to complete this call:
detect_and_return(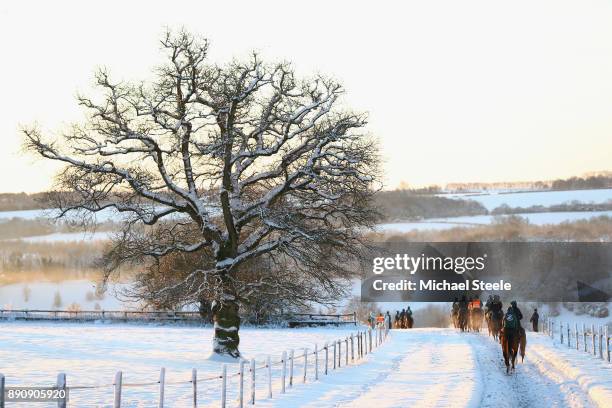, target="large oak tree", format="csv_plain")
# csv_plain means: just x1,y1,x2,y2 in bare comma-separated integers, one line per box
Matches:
24,30,380,358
